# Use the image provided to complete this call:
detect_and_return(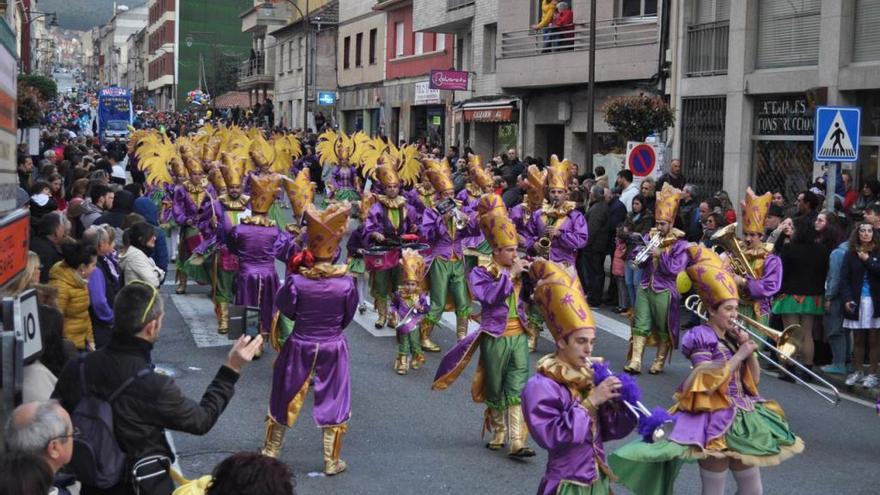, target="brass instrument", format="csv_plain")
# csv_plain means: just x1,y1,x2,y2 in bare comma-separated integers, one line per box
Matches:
684,294,840,405
454,209,468,230
710,223,758,280
536,236,552,258
632,232,662,267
